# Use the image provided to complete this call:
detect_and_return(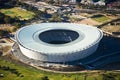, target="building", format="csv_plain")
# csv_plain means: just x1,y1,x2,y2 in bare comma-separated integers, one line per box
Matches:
15,23,103,62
